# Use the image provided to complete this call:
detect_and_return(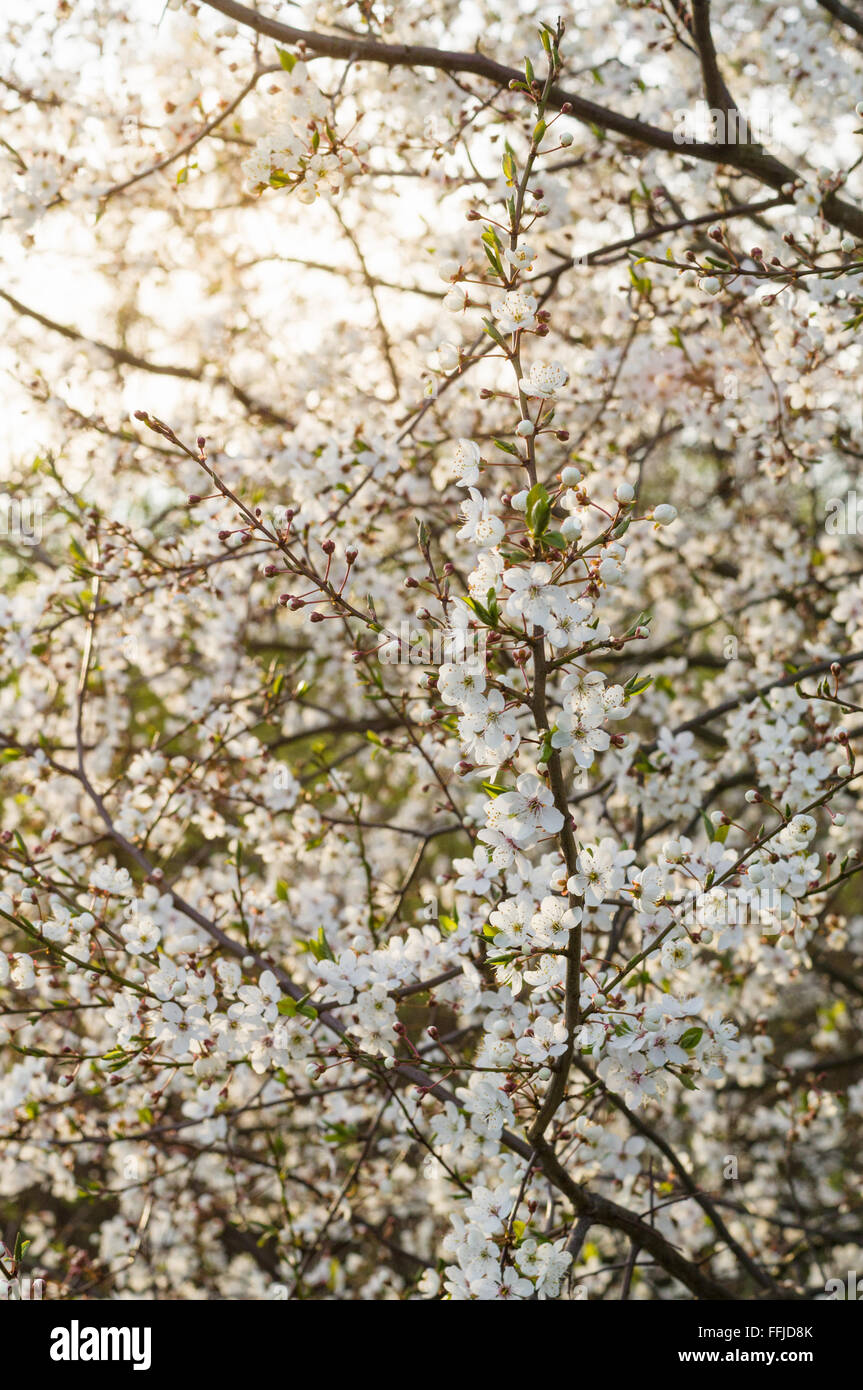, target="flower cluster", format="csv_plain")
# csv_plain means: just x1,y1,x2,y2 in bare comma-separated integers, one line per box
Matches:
1,0,862,1307
242,65,356,201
